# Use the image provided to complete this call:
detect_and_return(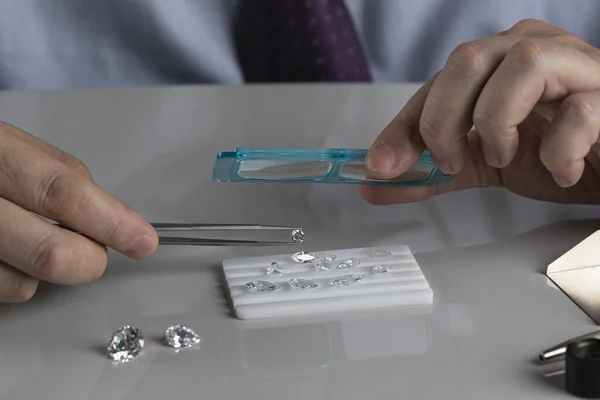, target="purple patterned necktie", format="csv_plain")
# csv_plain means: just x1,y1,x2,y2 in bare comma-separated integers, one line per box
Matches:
234,0,372,82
